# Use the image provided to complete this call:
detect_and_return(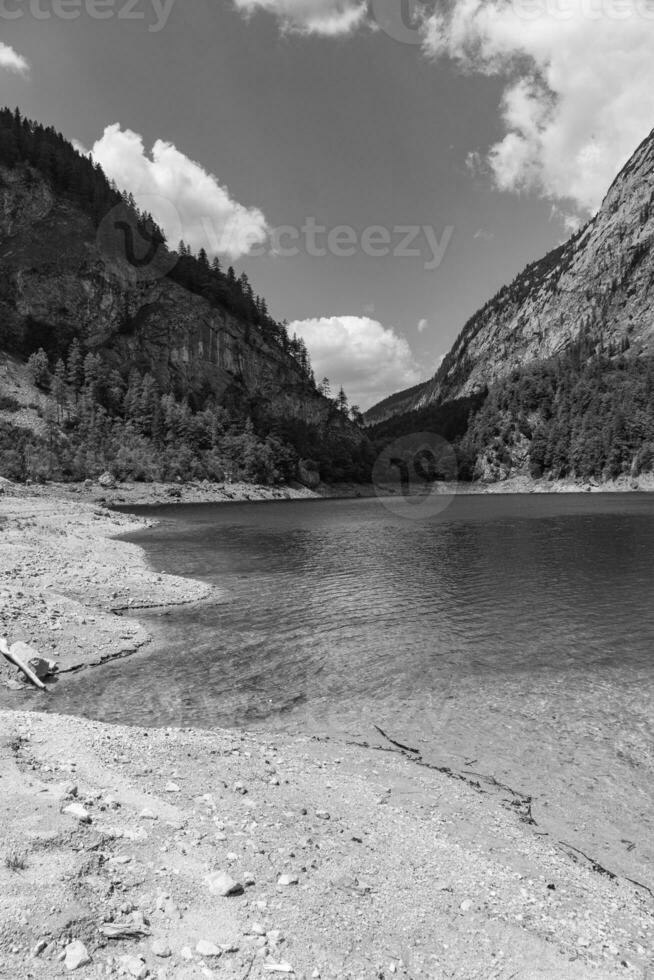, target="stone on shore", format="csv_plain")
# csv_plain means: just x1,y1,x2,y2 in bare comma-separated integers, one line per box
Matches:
196,939,222,957
63,802,91,823
64,940,91,971
205,871,244,896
